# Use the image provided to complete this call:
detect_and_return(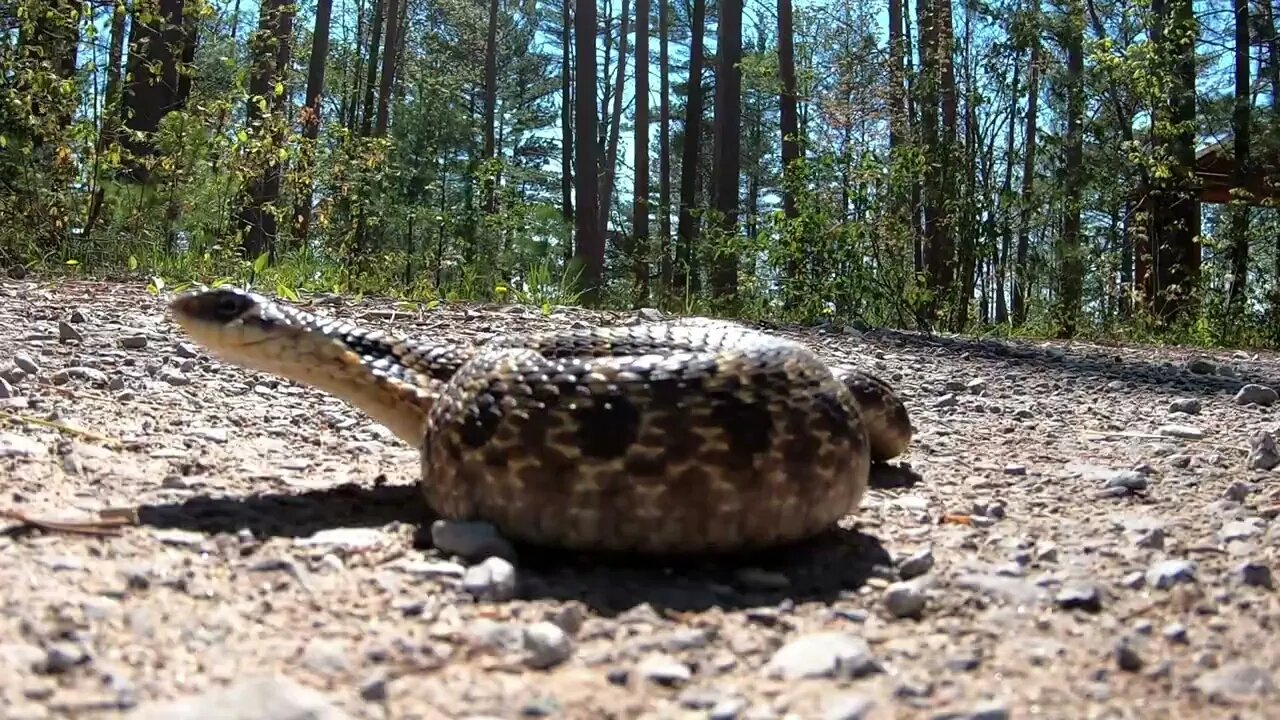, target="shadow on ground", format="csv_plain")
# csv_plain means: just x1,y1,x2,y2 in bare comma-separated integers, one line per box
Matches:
134,465,914,614
861,327,1280,397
